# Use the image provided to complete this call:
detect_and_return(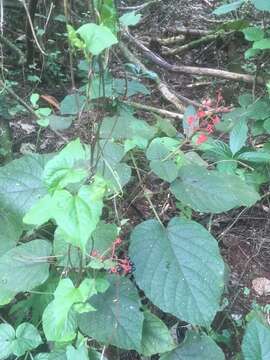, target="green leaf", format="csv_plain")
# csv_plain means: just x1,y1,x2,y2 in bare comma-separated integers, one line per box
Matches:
155,116,177,137
89,349,108,360
251,0,270,11
229,119,248,154
92,221,118,254
34,350,67,360
12,323,42,357
30,93,40,106
66,343,88,360
141,311,176,356
78,276,144,351
0,324,15,360
170,165,260,213
60,94,86,115
120,11,142,26
52,180,105,251
48,115,74,131
146,138,182,182
77,23,118,55
183,105,198,137
253,38,270,49
0,323,42,359
0,155,48,219
160,331,225,360
42,278,97,342
245,48,261,59
213,0,244,15
238,151,270,163
43,138,89,192
263,118,270,133
0,240,52,293
242,27,265,41
0,212,22,257
242,318,270,359
246,99,270,120
129,217,224,326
